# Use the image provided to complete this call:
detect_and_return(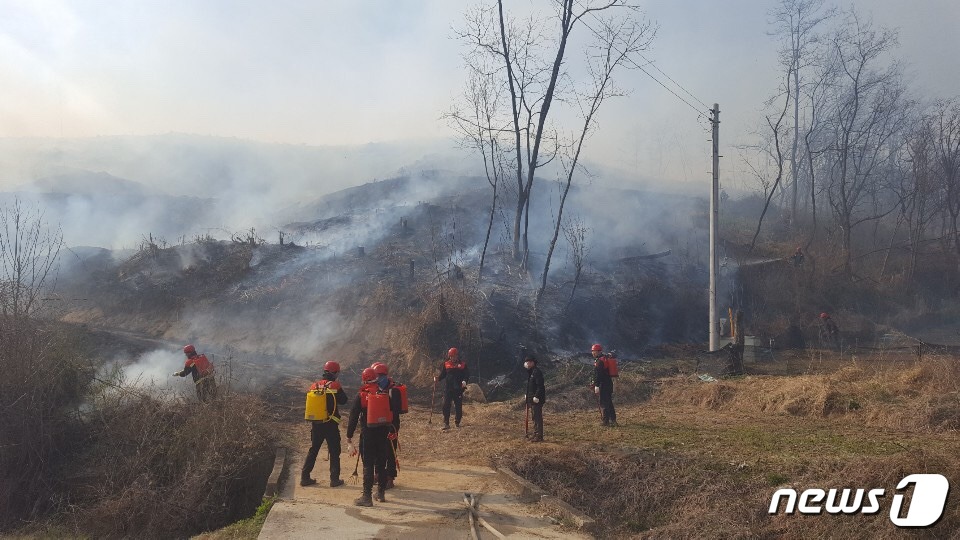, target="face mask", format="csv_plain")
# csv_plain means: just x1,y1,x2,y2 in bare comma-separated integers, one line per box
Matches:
377,376,390,390
524,361,533,370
